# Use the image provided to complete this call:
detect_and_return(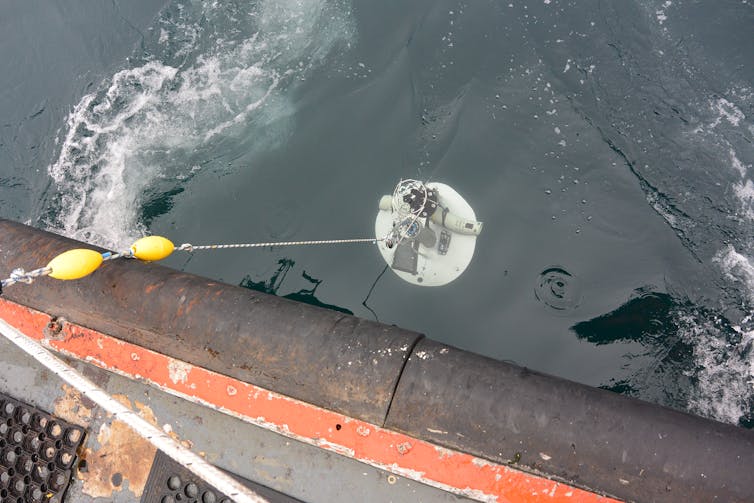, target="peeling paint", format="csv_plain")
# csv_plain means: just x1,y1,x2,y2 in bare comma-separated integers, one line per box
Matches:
53,384,93,426
0,298,621,503
356,425,371,437
434,445,455,459
397,441,413,455
167,359,192,384
132,399,158,424
471,456,499,468
316,439,356,457
78,396,157,498
539,452,552,461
